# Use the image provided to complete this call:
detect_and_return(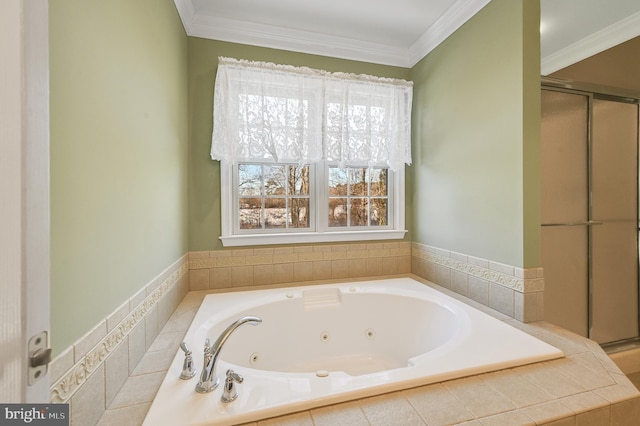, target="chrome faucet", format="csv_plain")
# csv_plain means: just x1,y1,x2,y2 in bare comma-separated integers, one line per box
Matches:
195,316,262,393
